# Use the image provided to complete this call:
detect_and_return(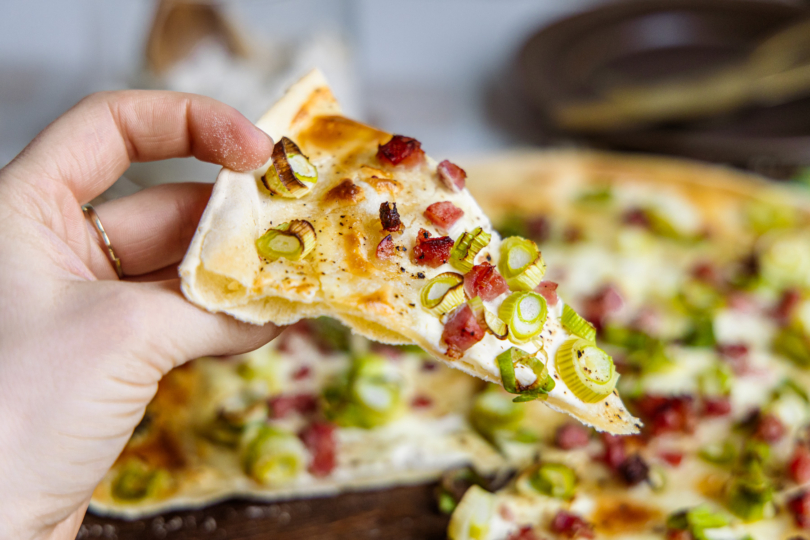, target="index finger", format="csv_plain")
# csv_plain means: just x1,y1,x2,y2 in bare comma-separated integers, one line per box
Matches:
3,90,273,203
